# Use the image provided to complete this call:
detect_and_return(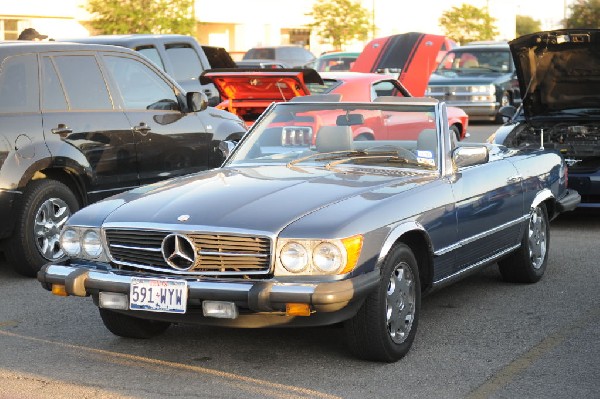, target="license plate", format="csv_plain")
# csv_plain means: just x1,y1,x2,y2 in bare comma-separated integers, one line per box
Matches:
129,277,188,313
